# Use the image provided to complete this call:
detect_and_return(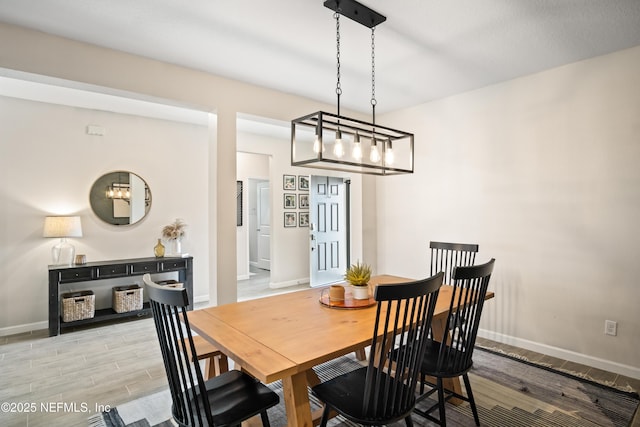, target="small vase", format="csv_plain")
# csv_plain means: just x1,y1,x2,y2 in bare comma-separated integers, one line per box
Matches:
171,239,182,256
154,239,165,258
351,285,369,300
329,285,345,301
